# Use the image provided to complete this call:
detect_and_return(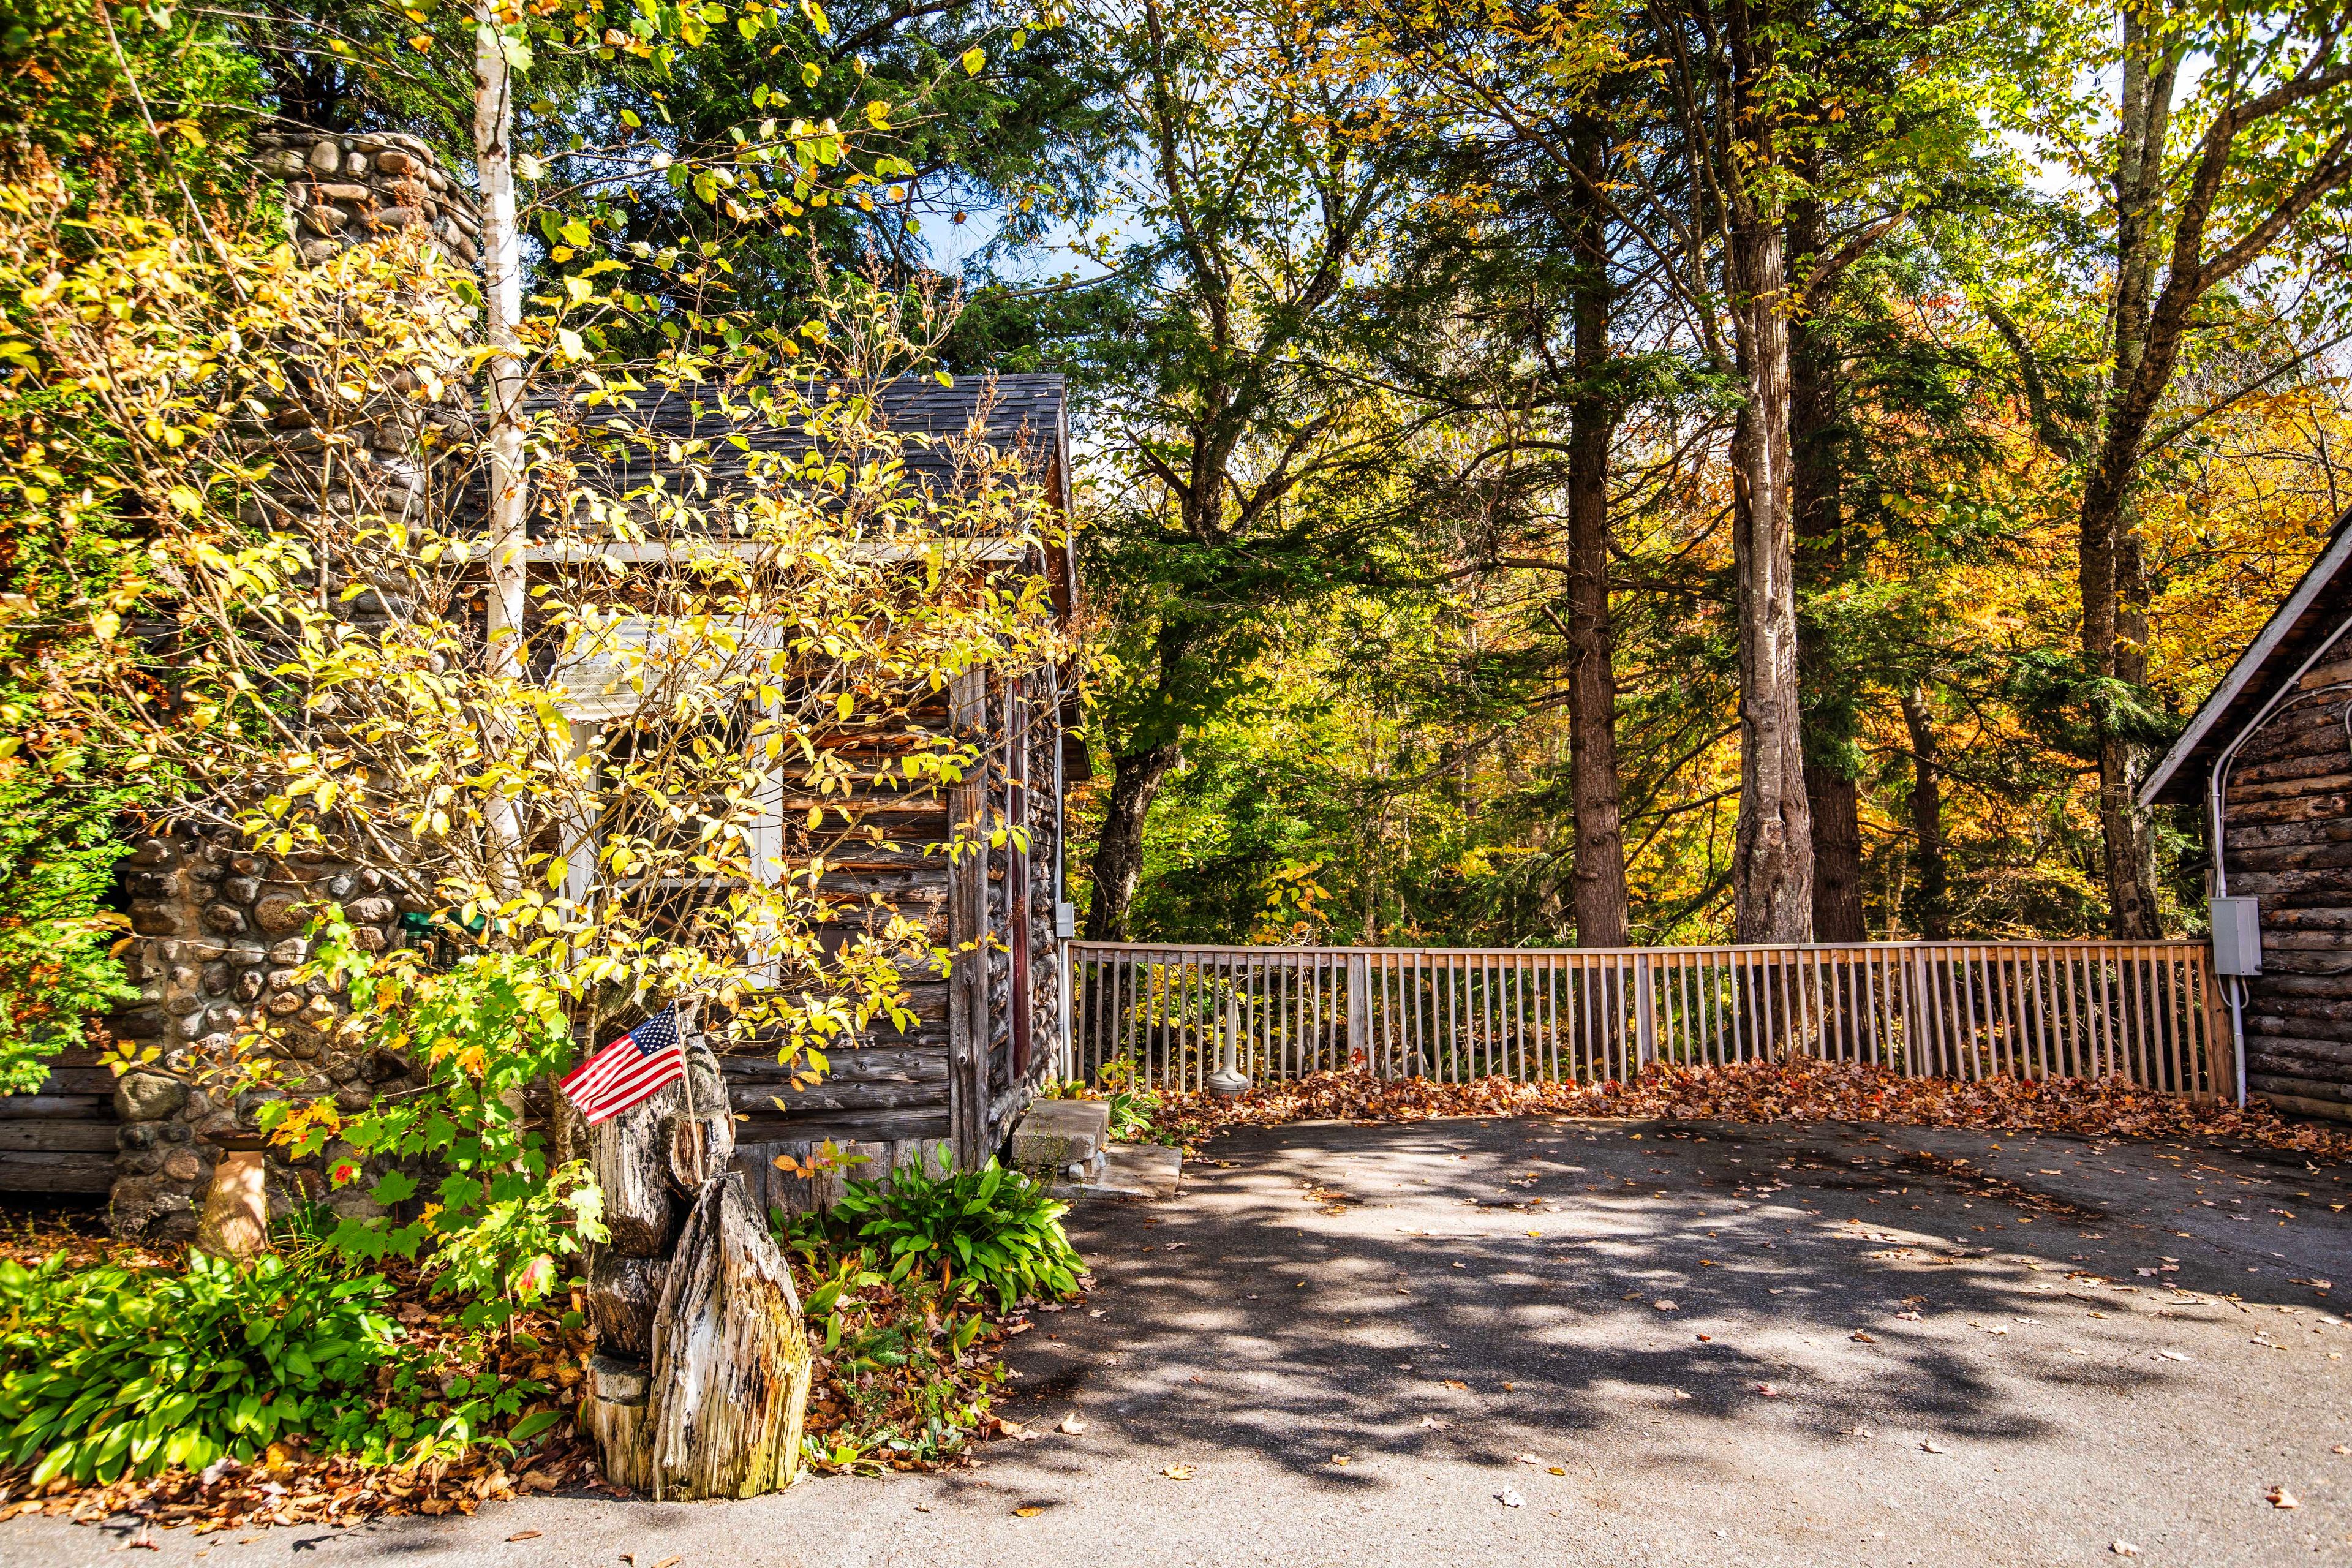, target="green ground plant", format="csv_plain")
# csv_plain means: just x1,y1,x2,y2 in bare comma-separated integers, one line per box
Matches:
822,1158,1082,1313
0,1245,575,1485
0,1250,401,1485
